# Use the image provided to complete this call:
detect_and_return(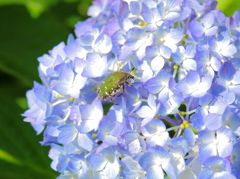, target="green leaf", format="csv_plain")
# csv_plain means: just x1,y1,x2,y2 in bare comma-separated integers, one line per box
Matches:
0,5,70,87
0,72,58,179
0,0,58,18
217,0,240,16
